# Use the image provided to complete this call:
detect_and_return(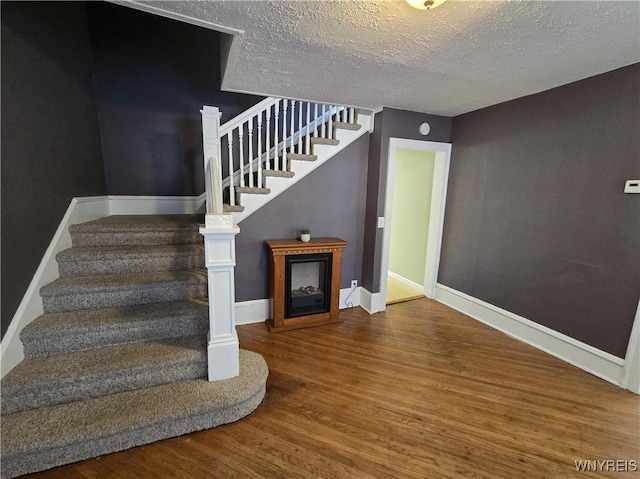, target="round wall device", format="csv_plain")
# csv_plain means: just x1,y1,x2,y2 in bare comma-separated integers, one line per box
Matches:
419,122,431,136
